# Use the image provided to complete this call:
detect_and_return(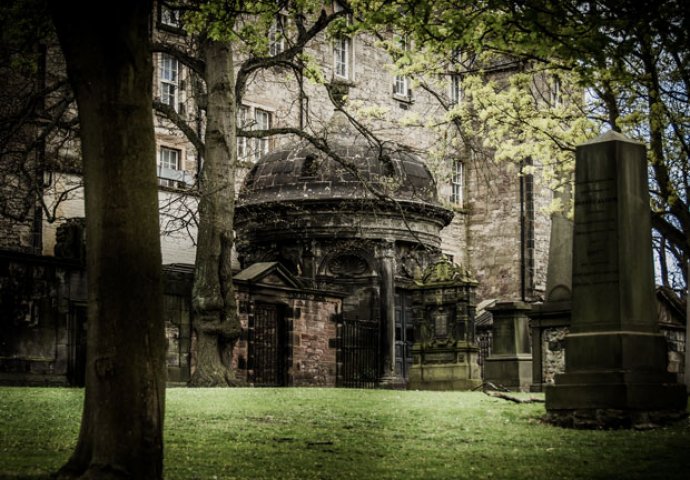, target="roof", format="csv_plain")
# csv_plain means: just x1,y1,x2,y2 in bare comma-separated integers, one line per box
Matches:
233,261,303,289
237,112,442,208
